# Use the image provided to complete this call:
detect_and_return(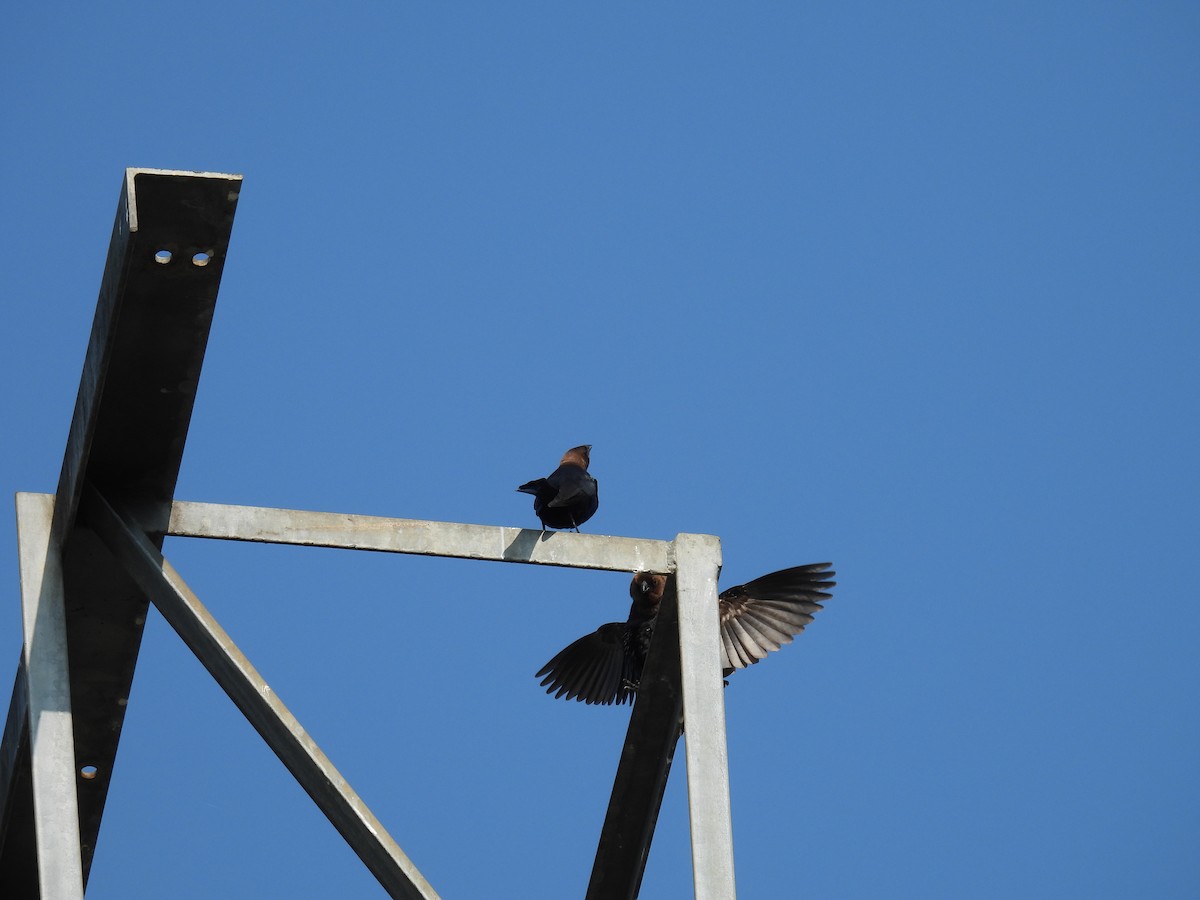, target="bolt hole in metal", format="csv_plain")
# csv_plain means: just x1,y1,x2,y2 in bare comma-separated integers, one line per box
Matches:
79,765,98,780
192,250,211,267
153,249,172,264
